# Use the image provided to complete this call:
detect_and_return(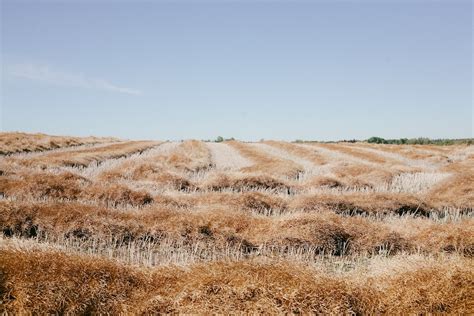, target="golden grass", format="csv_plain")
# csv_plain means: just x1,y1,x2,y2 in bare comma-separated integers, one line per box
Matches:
227,141,304,178
0,172,153,207
1,244,472,314
264,140,327,165
292,192,428,214
427,172,474,210
359,142,453,163
2,199,472,257
311,142,389,164
166,140,212,172
0,131,117,155
202,173,292,193
332,164,394,188
2,168,471,214
11,140,159,168
296,143,424,190
98,141,210,190
0,134,472,312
